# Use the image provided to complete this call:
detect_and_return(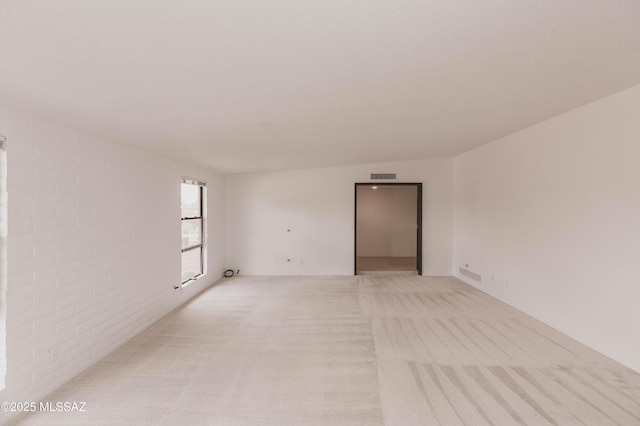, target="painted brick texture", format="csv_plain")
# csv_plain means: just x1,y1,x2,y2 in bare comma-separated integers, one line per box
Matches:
0,136,7,389
0,104,224,422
